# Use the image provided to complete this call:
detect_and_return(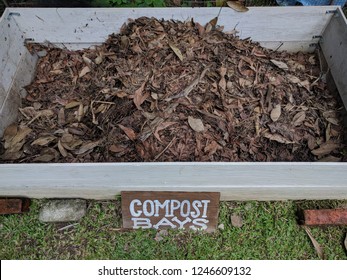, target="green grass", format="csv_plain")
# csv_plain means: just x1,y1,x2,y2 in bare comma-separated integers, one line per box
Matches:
1,200,346,259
